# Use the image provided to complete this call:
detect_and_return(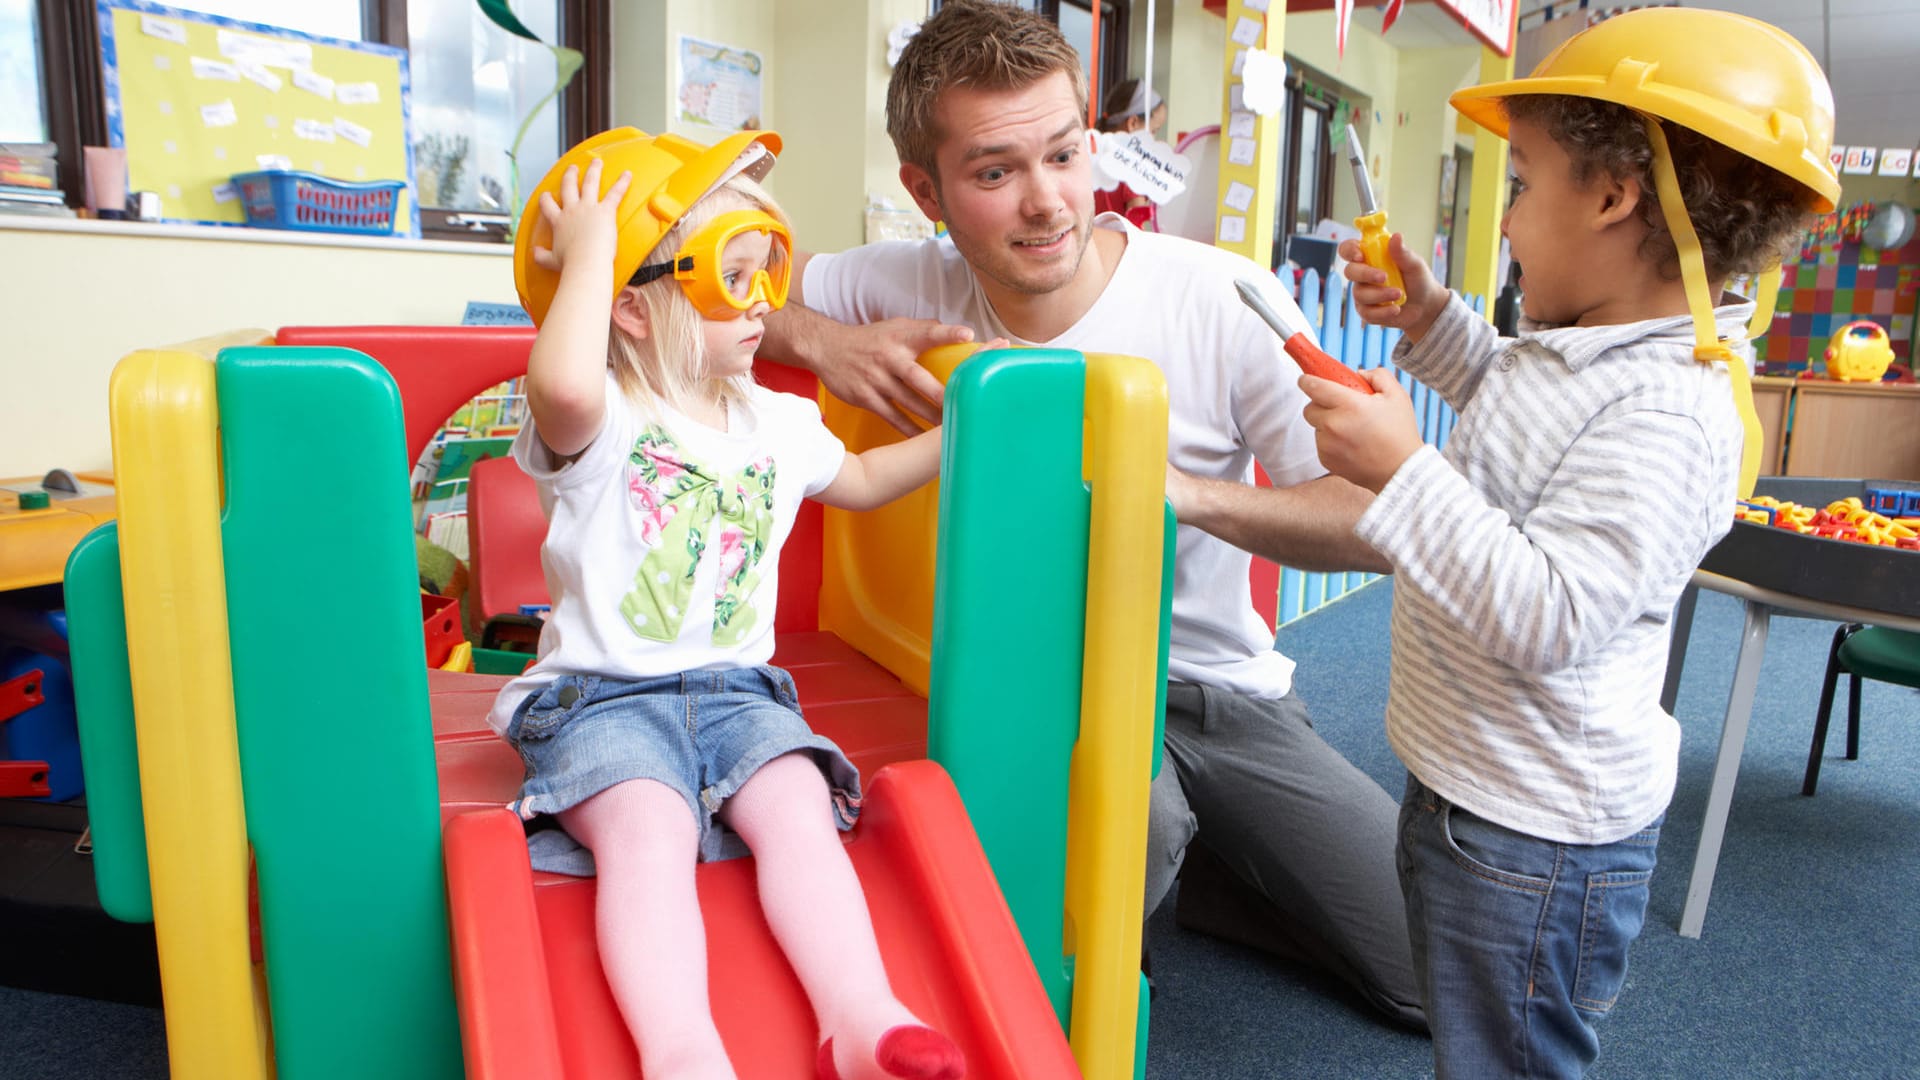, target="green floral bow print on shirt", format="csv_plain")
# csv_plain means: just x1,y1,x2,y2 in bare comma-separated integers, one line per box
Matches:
618,426,777,646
